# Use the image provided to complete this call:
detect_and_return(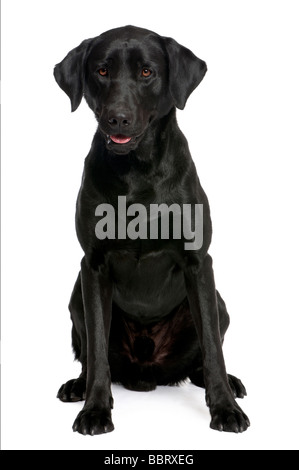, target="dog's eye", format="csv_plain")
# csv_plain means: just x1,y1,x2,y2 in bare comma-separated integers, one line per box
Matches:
141,68,152,78
98,68,108,77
